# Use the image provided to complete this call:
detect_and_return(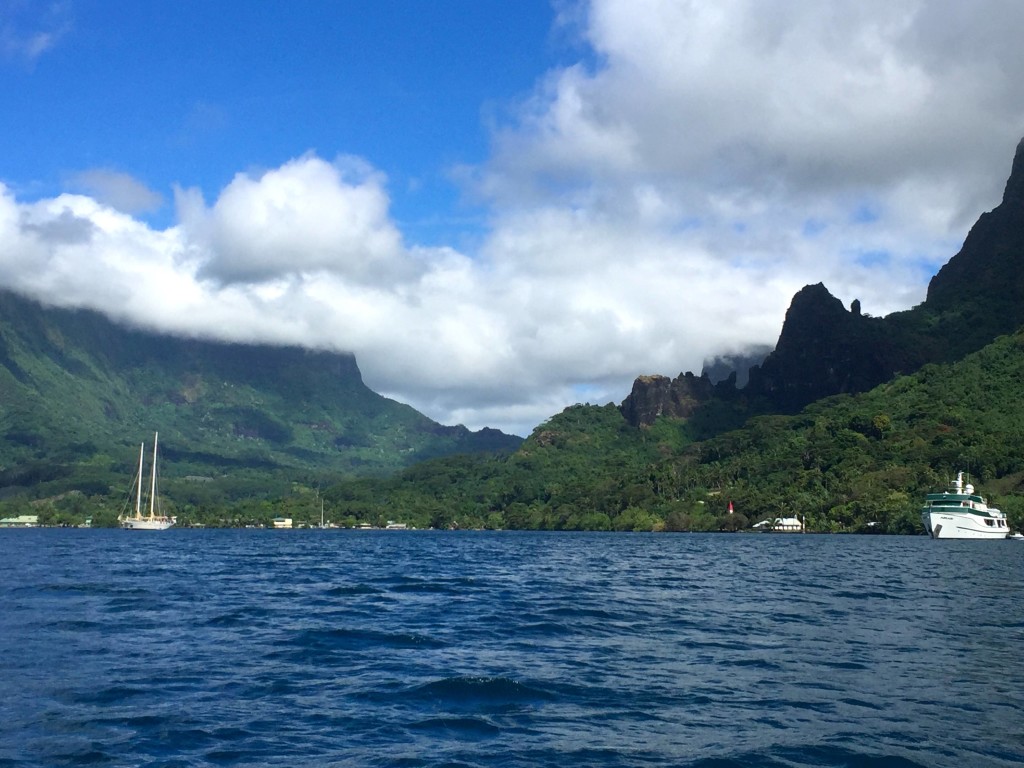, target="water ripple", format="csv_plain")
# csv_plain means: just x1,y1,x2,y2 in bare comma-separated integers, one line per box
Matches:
1,530,1023,768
